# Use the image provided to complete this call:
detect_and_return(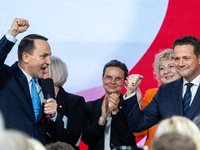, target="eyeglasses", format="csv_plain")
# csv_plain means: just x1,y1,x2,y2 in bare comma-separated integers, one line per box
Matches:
104,75,124,83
